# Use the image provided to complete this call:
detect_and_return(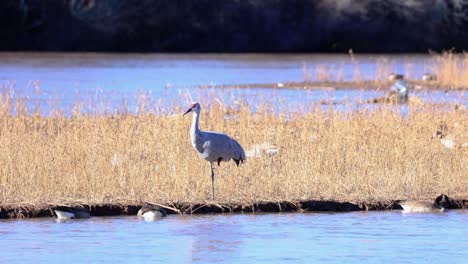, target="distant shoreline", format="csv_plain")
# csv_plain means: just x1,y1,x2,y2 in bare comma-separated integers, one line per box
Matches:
213,80,468,91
